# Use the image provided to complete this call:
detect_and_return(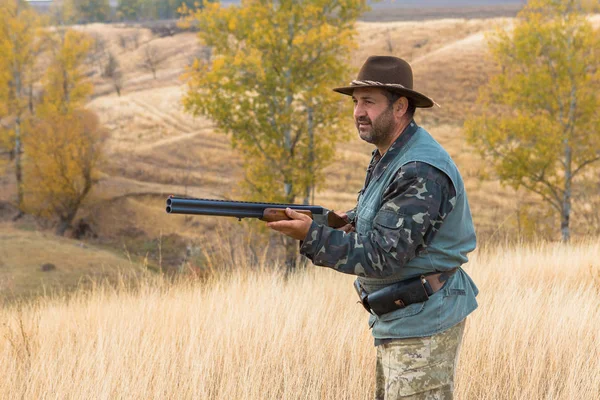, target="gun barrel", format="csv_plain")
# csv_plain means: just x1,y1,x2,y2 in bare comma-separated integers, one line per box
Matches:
165,196,326,218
